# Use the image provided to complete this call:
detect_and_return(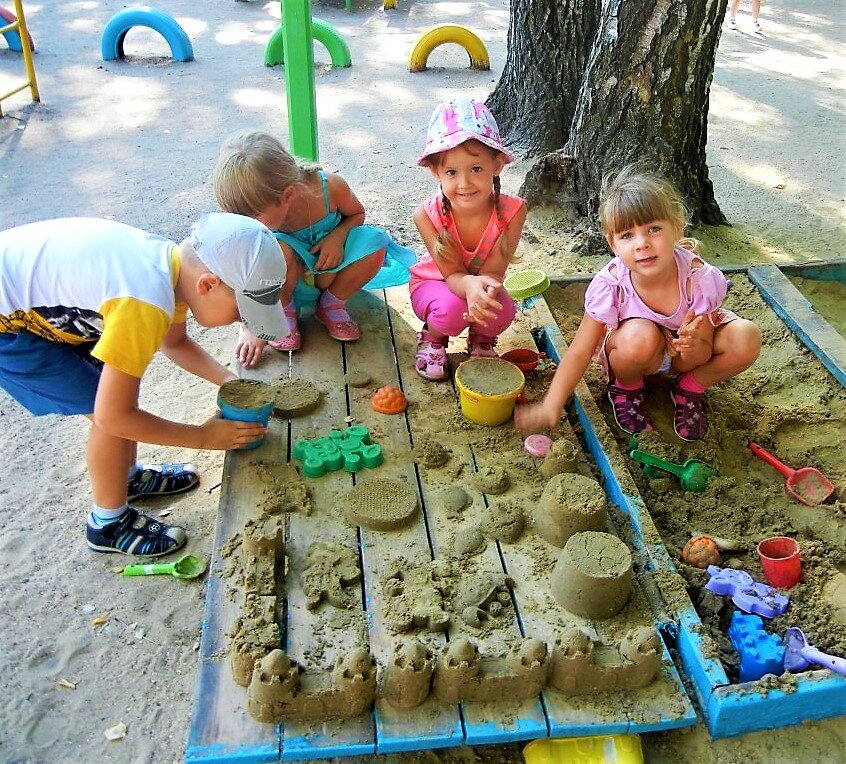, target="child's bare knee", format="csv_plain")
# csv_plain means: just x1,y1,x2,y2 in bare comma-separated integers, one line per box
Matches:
735,320,762,364
359,249,386,279
615,324,663,365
